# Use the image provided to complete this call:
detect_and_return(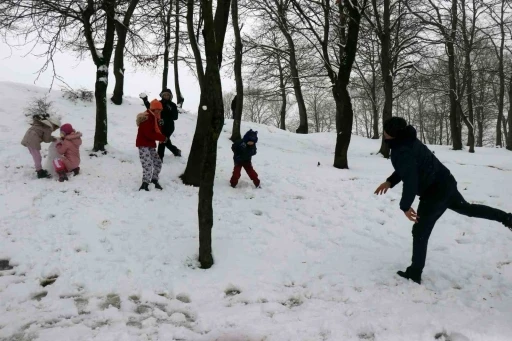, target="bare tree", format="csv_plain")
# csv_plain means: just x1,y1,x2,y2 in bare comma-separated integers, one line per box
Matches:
292,0,368,168
231,0,244,141
111,0,140,105
0,0,118,152
246,0,309,134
